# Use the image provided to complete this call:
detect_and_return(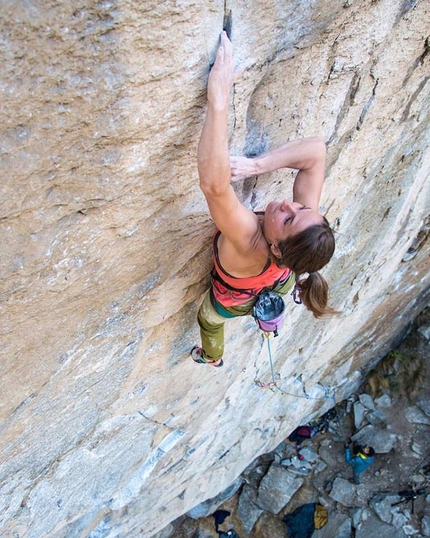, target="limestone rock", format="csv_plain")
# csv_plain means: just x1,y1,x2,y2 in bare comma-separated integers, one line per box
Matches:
418,324,430,340
298,447,319,463
369,493,403,524
187,478,244,519
152,524,175,538
355,513,409,538
353,401,366,430
257,463,304,514
351,507,368,529
329,477,358,508
375,395,393,409
417,395,430,416
406,526,422,536
422,515,430,537
352,424,398,453
1,0,429,536
366,409,386,426
359,393,375,410
405,406,430,425
237,485,264,534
